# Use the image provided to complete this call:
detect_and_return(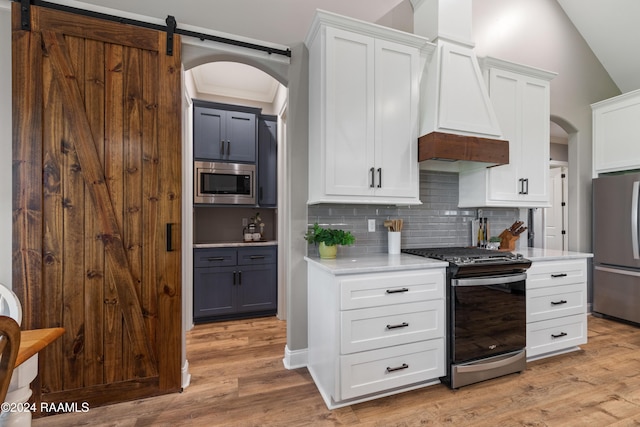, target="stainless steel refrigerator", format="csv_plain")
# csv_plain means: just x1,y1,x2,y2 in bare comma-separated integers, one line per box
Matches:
593,172,640,324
